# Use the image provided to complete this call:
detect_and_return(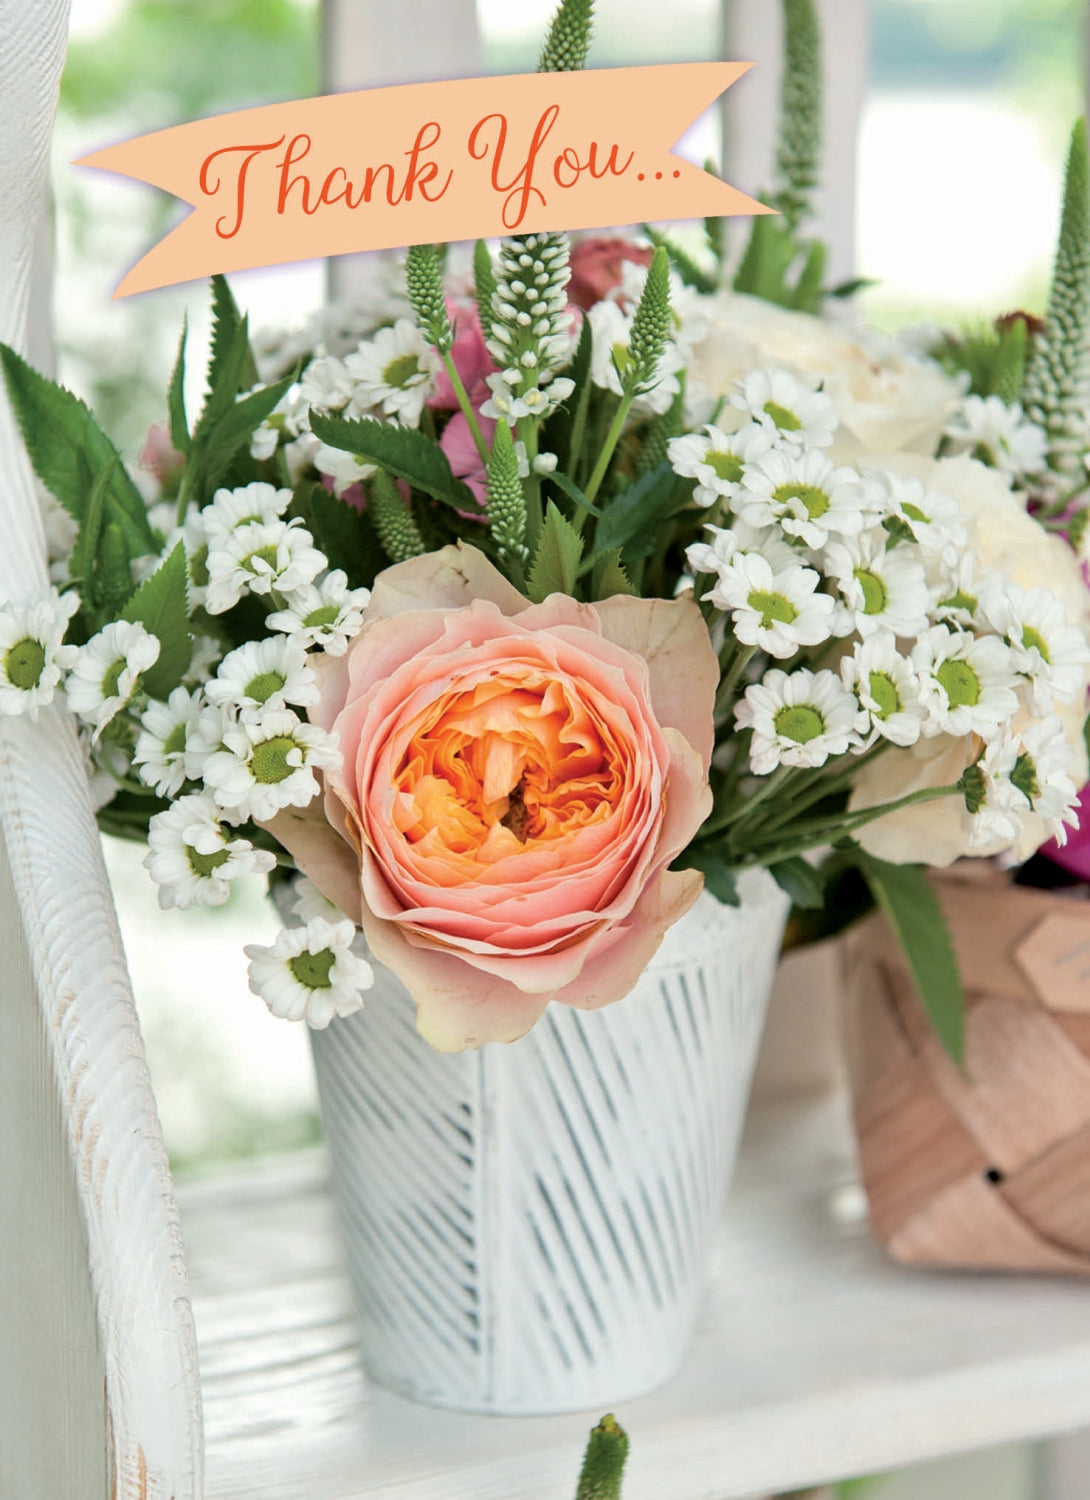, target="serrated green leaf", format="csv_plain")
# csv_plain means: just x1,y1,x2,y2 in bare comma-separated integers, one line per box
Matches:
168,316,189,455
671,844,740,906
71,453,117,608
591,548,637,599
207,274,257,396
198,370,296,494
769,855,825,909
527,501,583,602
581,461,688,573
120,543,192,699
303,482,384,590
191,315,253,454
91,521,136,621
309,412,481,513
0,343,153,557
857,852,965,1064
